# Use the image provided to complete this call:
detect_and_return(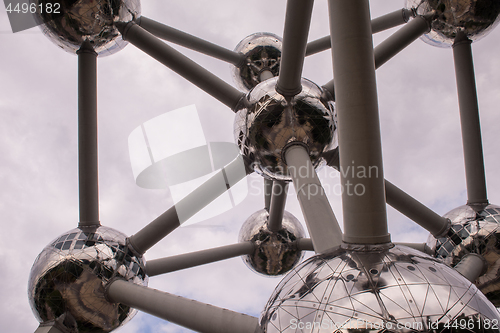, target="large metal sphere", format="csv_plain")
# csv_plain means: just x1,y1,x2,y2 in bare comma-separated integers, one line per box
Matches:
234,77,337,181
239,209,305,276
231,33,282,91
426,204,500,306
33,0,141,56
405,0,500,47
260,244,500,332
28,226,148,332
